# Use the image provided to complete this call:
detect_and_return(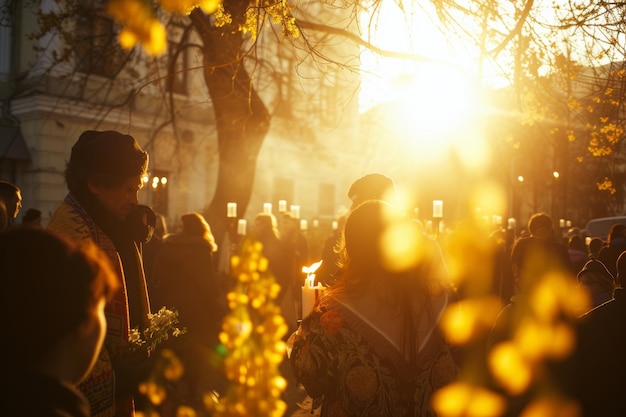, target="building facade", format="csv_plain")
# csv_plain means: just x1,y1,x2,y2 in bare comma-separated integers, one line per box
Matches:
0,0,376,244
